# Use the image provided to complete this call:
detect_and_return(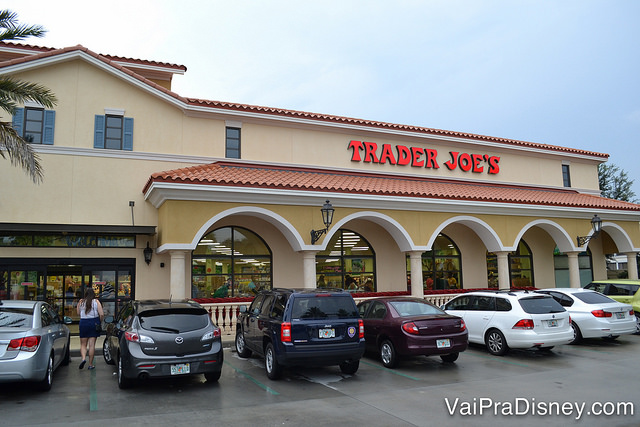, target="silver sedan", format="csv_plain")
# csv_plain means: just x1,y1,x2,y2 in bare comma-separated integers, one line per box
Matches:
0,300,72,391
535,288,636,344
